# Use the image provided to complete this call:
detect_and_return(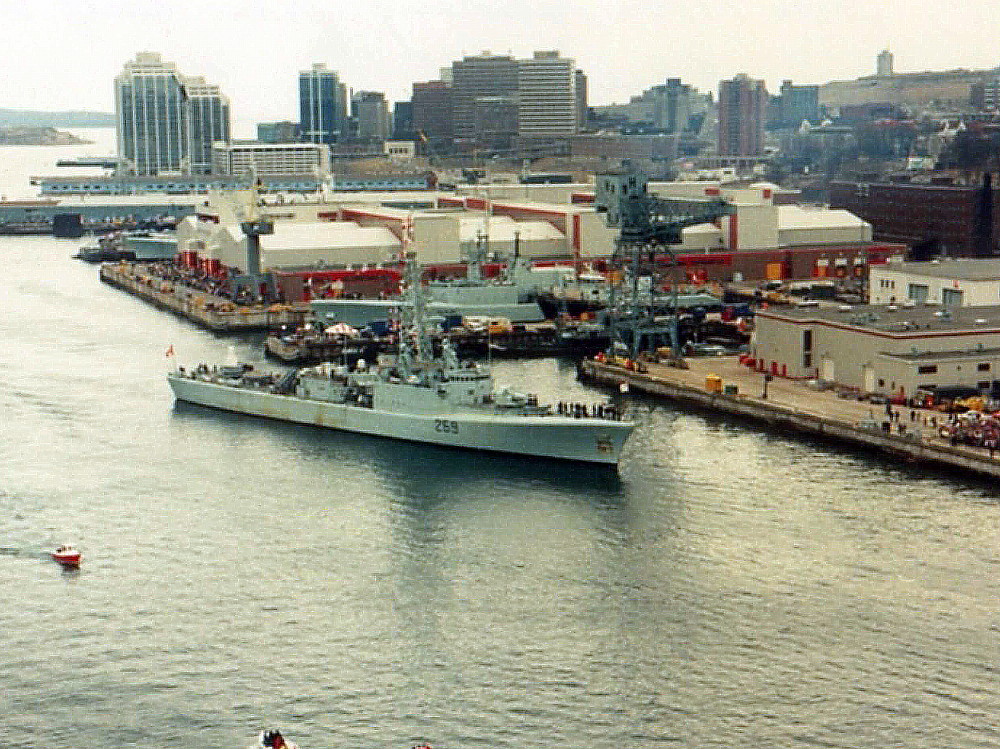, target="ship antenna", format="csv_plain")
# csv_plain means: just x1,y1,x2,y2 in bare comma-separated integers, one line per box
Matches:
403,252,432,366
